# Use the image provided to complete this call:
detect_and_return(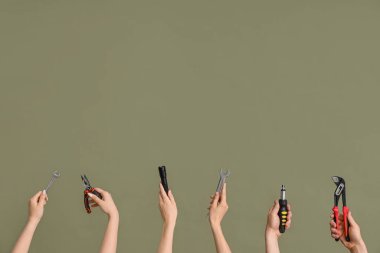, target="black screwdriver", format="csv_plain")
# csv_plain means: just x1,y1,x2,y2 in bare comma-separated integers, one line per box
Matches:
278,185,288,233
158,166,169,195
